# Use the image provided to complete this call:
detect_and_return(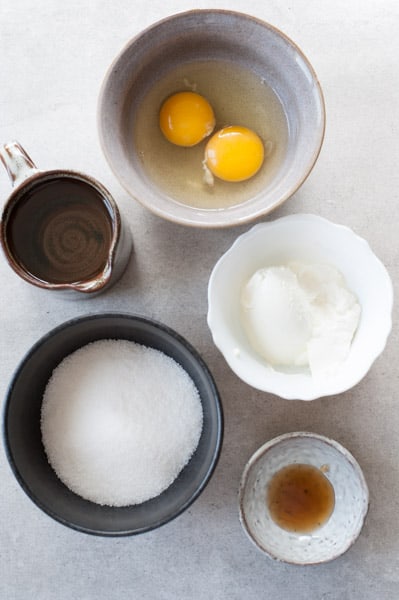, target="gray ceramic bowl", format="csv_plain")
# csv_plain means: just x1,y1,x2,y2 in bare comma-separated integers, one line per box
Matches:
98,10,325,227
239,432,369,564
3,313,223,536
